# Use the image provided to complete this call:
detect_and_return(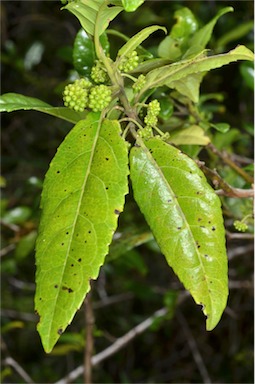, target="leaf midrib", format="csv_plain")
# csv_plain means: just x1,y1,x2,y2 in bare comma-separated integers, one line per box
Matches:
47,117,101,343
